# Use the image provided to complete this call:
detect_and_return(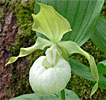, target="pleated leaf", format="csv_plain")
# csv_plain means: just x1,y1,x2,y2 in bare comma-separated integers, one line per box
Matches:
69,58,106,89
97,60,106,75
10,89,80,100
91,17,106,53
35,0,104,46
